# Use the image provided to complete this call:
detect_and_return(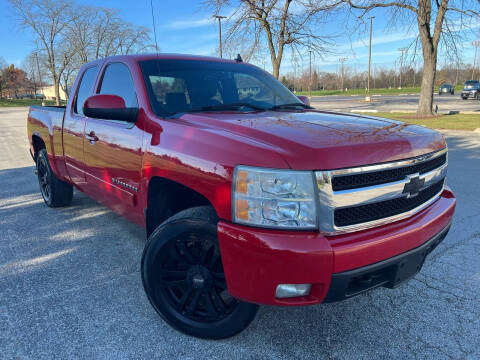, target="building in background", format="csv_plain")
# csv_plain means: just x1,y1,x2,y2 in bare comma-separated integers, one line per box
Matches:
38,85,67,101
